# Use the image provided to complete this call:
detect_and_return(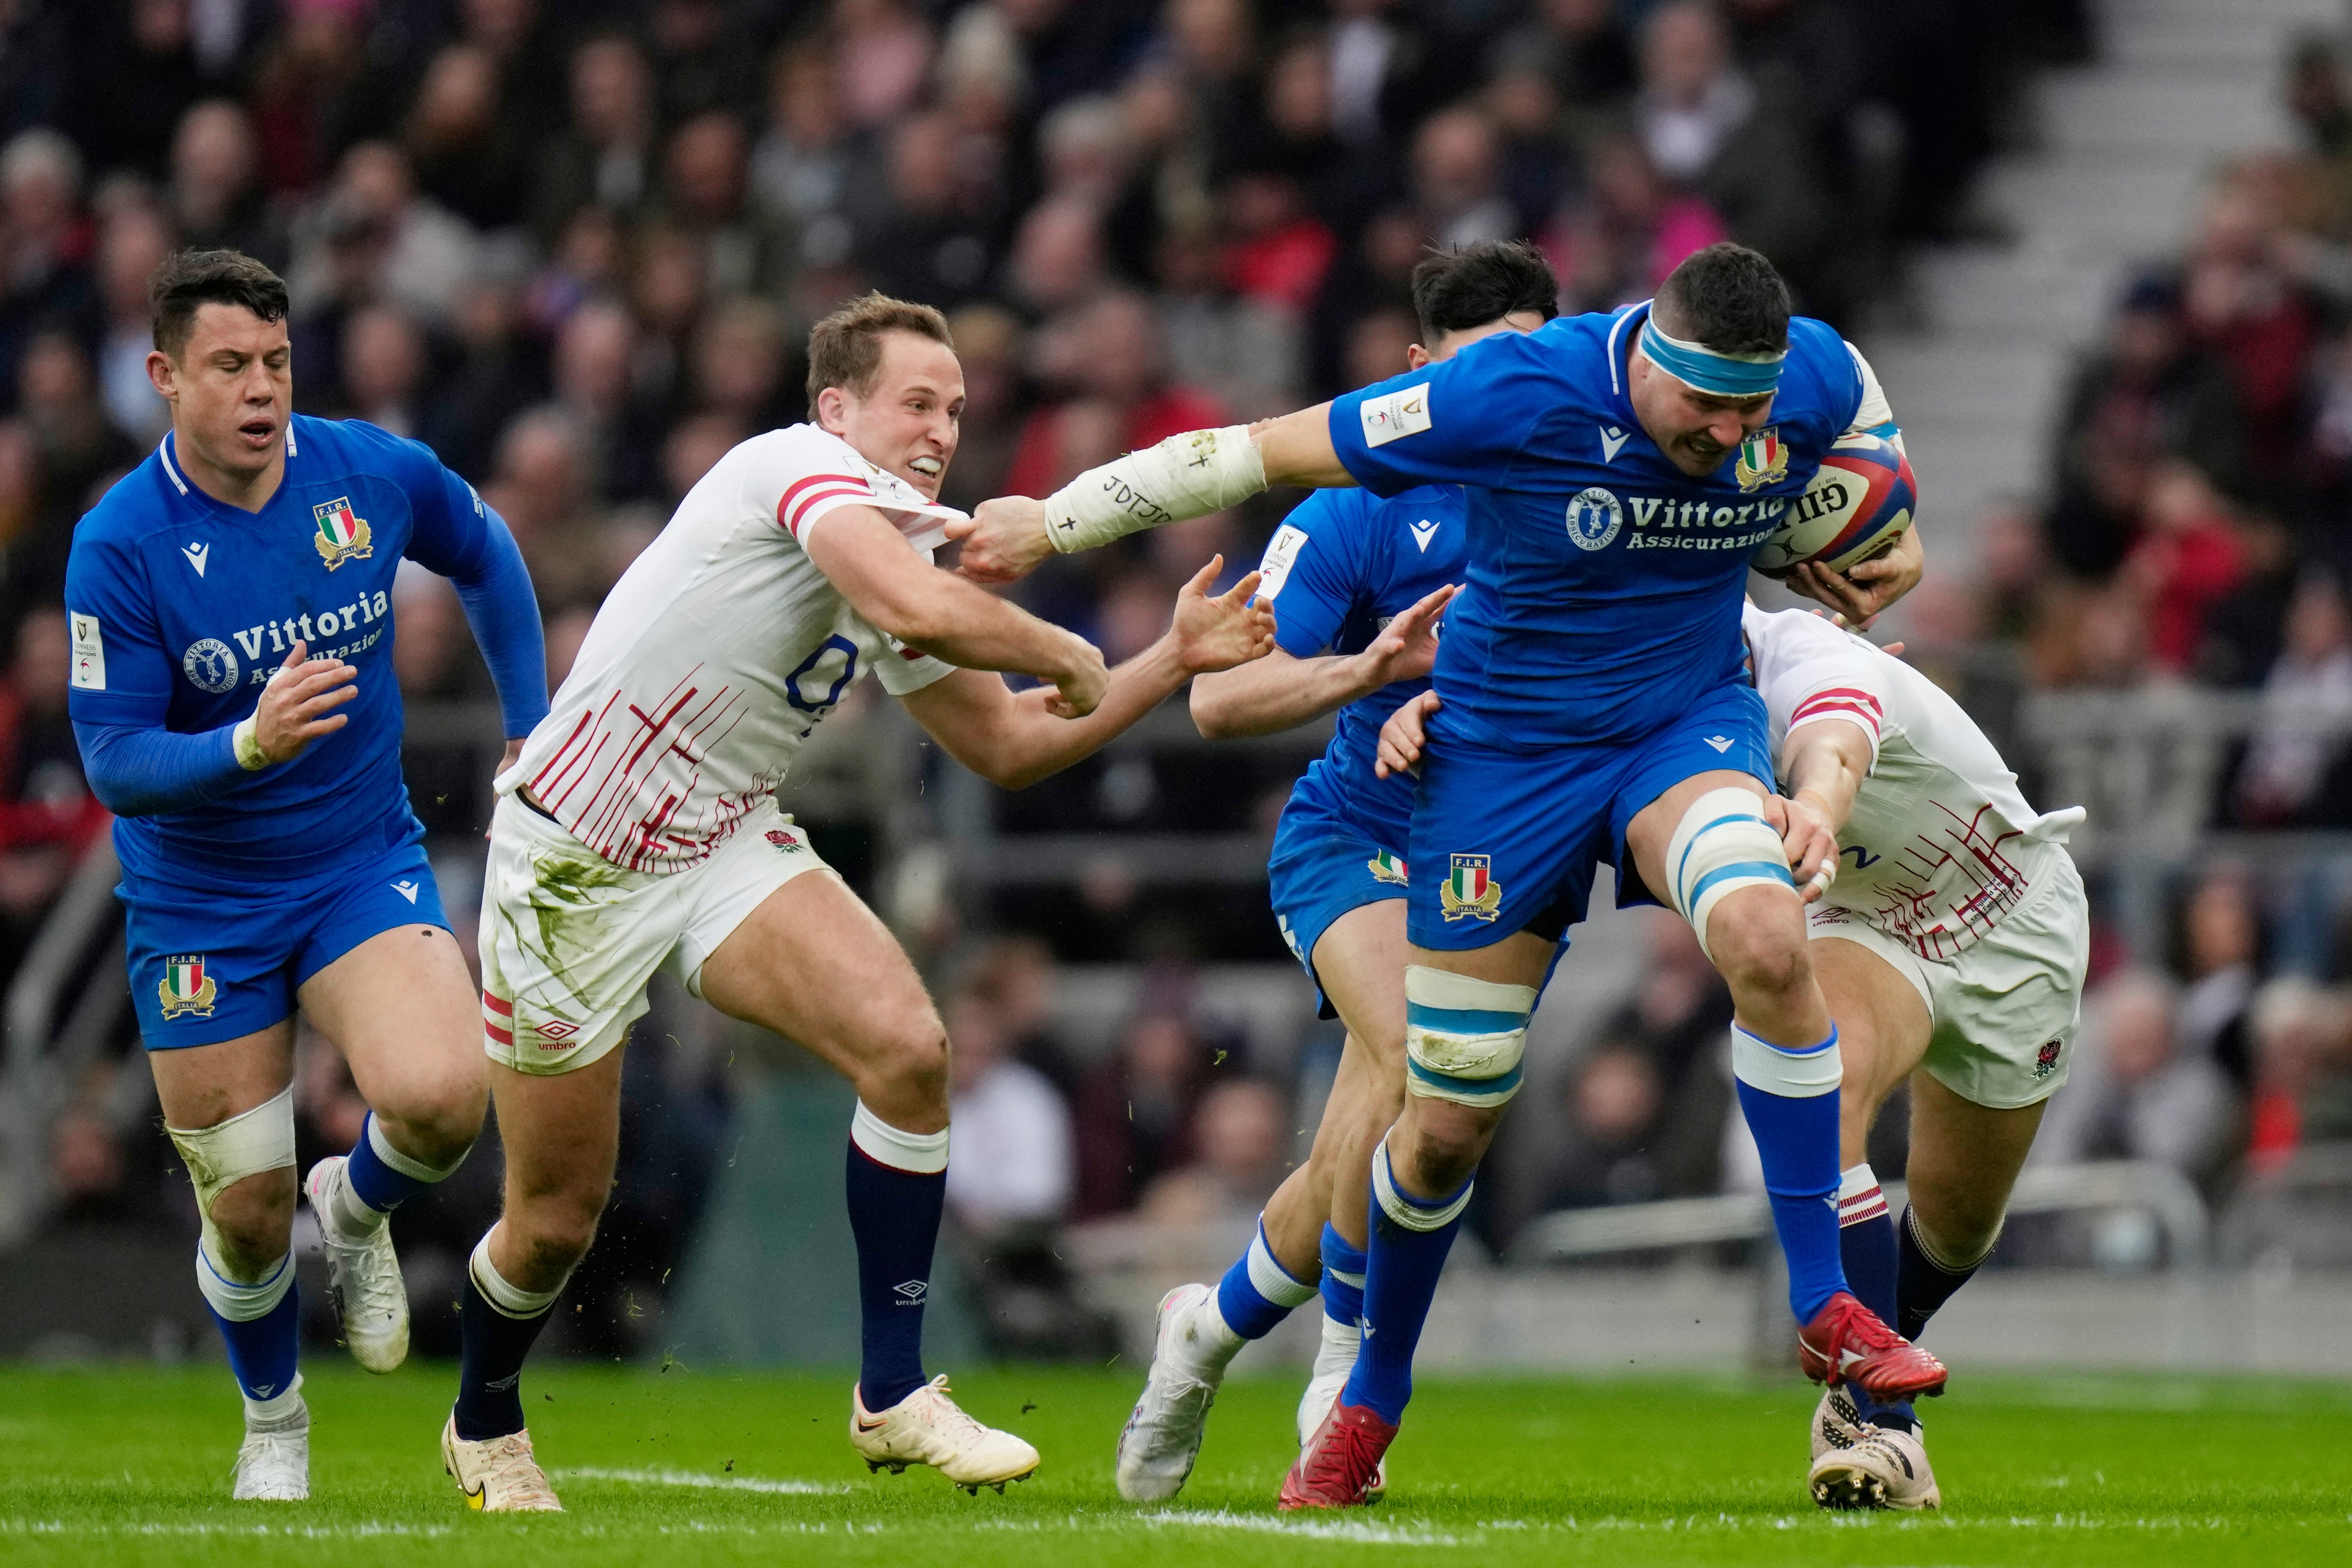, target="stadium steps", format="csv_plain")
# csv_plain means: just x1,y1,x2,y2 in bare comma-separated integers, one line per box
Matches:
1863,0,2338,580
